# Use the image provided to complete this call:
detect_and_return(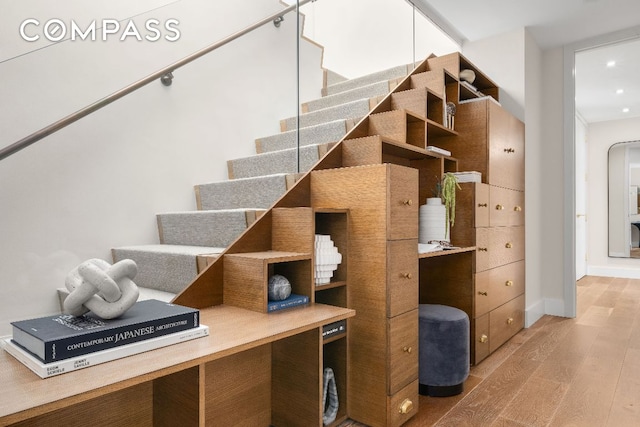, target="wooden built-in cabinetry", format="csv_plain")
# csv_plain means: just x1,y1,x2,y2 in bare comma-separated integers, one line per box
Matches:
1,52,524,426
